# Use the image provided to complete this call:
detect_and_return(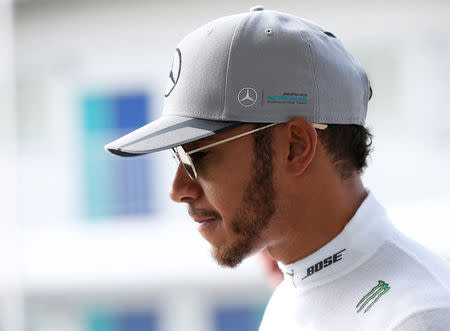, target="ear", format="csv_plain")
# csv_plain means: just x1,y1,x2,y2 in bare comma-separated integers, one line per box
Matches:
285,117,318,176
